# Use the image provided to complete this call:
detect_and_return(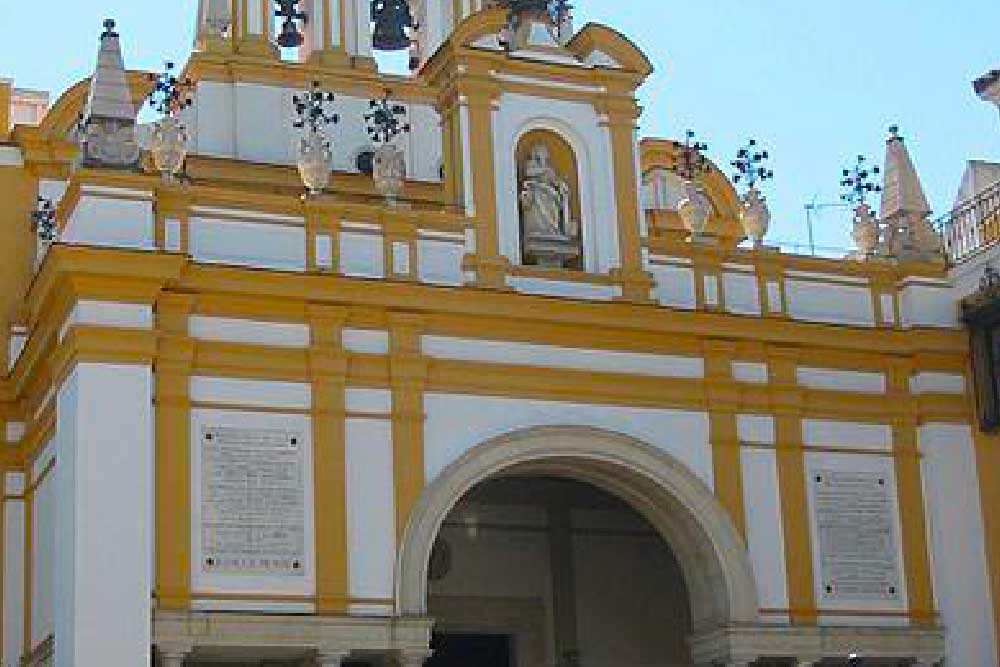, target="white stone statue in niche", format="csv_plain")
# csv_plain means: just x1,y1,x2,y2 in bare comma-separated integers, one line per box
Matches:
519,143,581,268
